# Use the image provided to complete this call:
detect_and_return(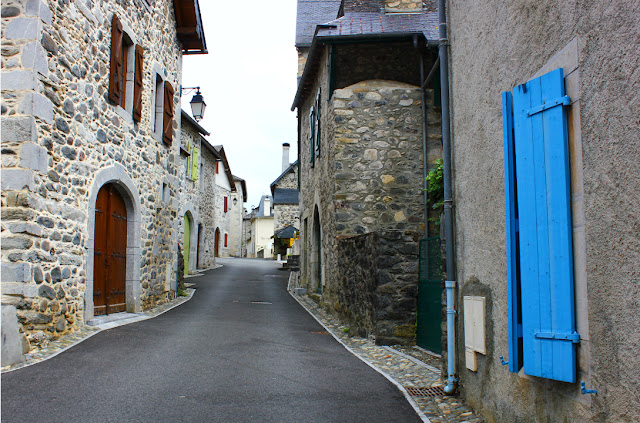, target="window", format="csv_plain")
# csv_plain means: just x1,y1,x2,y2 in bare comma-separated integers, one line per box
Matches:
503,68,578,383
191,146,199,180
224,196,228,213
224,233,228,247
215,161,219,174
162,80,175,145
153,74,163,137
109,15,143,122
309,88,321,167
